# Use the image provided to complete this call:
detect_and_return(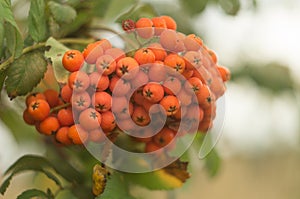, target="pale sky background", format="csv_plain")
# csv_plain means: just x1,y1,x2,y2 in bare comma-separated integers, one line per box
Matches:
1,0,300,171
